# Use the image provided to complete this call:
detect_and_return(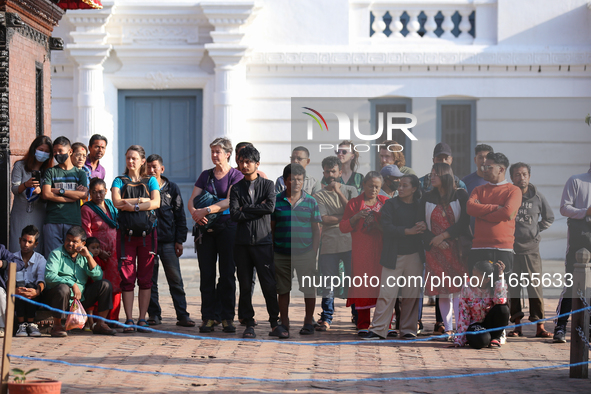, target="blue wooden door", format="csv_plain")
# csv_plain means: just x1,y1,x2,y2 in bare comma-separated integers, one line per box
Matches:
118,90,202,224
